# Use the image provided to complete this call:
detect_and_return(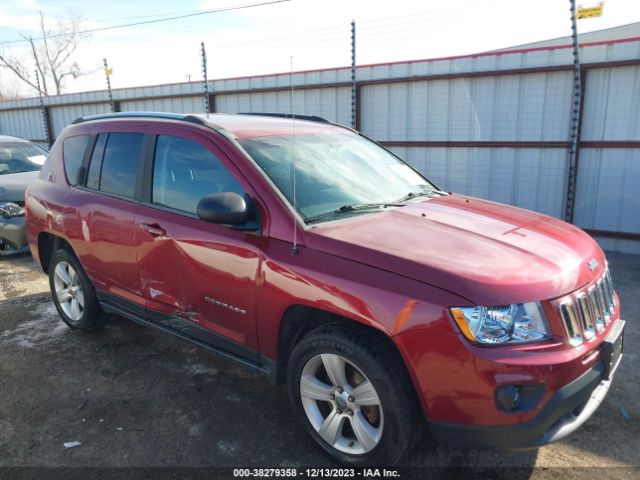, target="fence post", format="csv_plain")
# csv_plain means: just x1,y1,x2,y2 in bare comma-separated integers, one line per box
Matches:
570,68,587,224
201,42,210,113
103,58,115,113
351,20,357,129
34,70,53,147
564,0,583,222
